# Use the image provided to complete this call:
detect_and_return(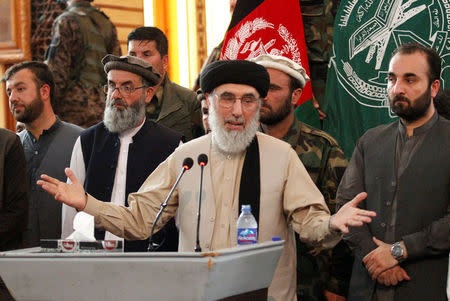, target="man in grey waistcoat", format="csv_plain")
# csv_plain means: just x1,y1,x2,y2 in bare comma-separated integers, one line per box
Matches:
338,43,449,301
2,61,82,248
